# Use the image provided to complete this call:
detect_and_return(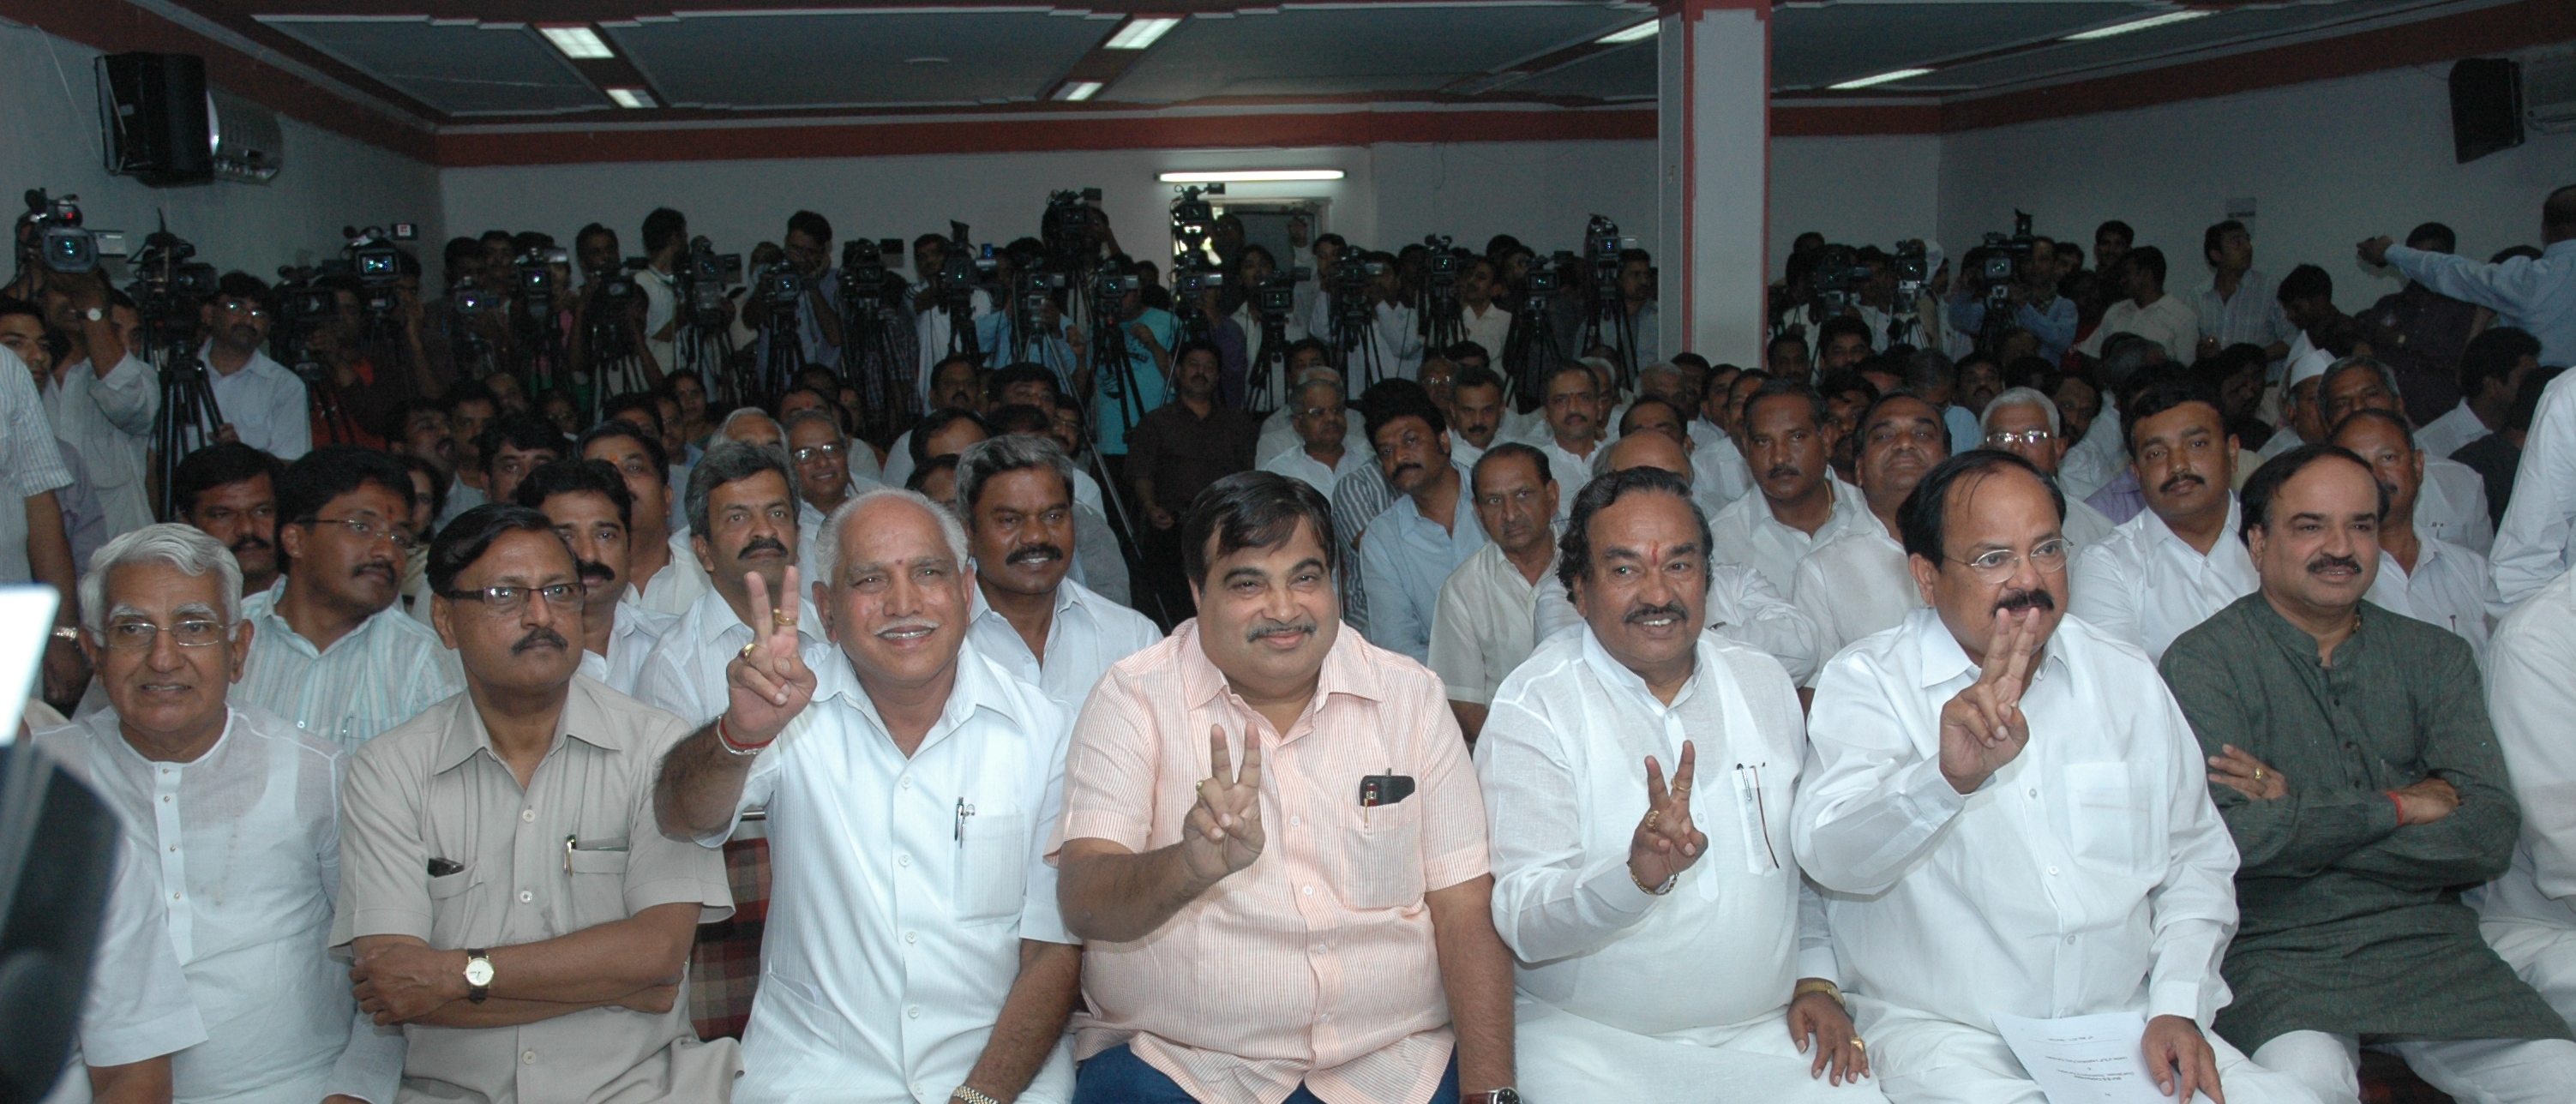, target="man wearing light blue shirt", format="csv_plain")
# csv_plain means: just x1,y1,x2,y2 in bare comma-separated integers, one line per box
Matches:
2363,187,2576,366
1358,385,1488,663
